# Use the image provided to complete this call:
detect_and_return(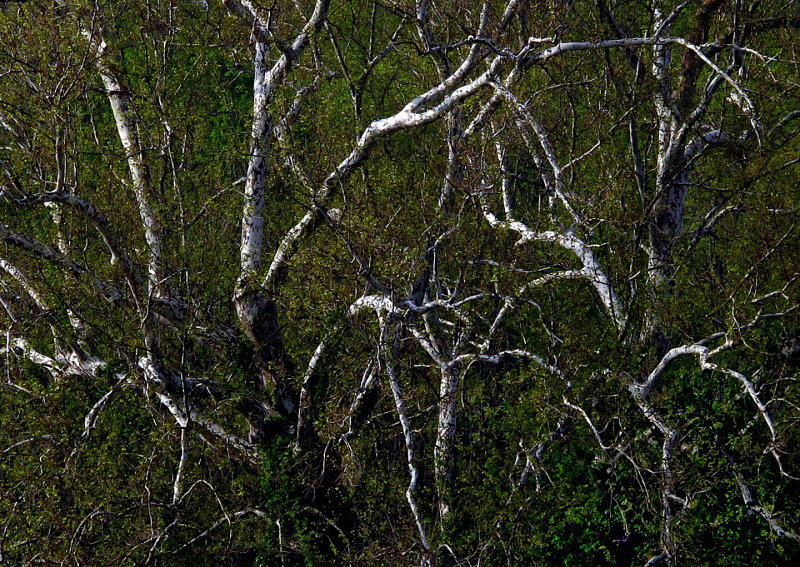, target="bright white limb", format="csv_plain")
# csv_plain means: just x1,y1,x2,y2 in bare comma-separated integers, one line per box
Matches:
633,334,783,452
155,388,260,464
3,335,105,381
267,31,700,291
172,426,190,505
84,24,162,297
264,53,513,289
235,1,330,288
349,294,394,315
3,337,60,378
563,397,614,453
452,349,561,377
346,359,380,433
434,362,459,521
383,319,430,553
731,465,800,542
492,86,581,224
632,391,681,559
295,323,341,452
296,294,401,448
479,202,627,329
82,375,130,439
0,258,49,312
237,40,271,285
171,508,268,554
